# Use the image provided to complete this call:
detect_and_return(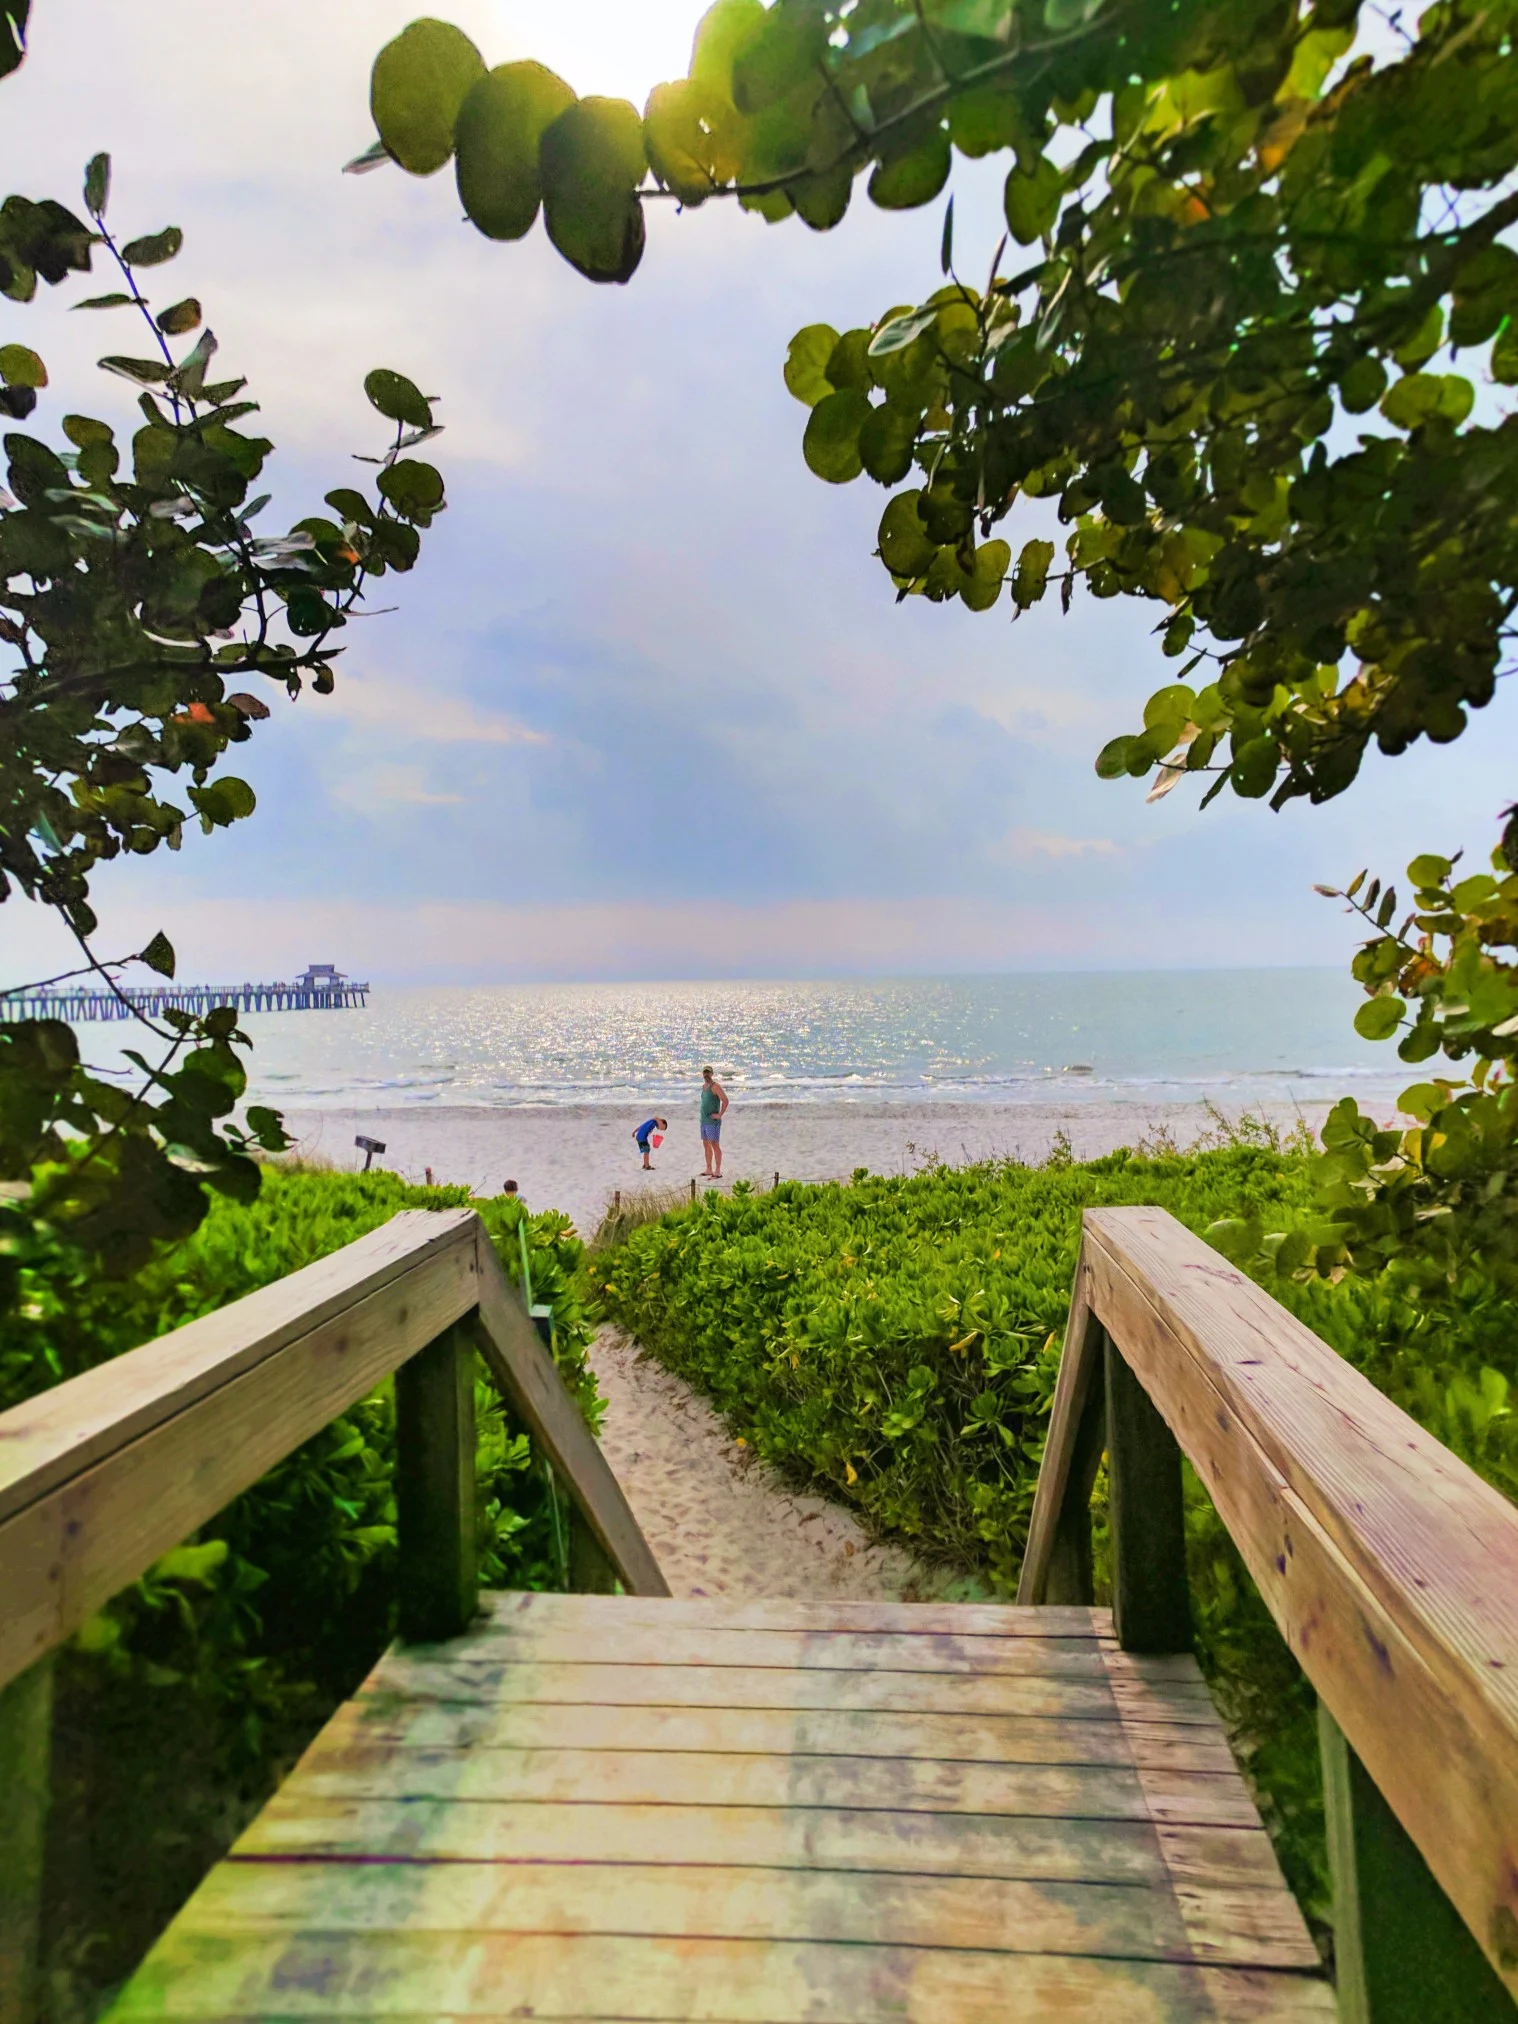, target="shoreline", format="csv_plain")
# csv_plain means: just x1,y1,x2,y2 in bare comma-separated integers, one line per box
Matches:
281,1095,1391,1240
